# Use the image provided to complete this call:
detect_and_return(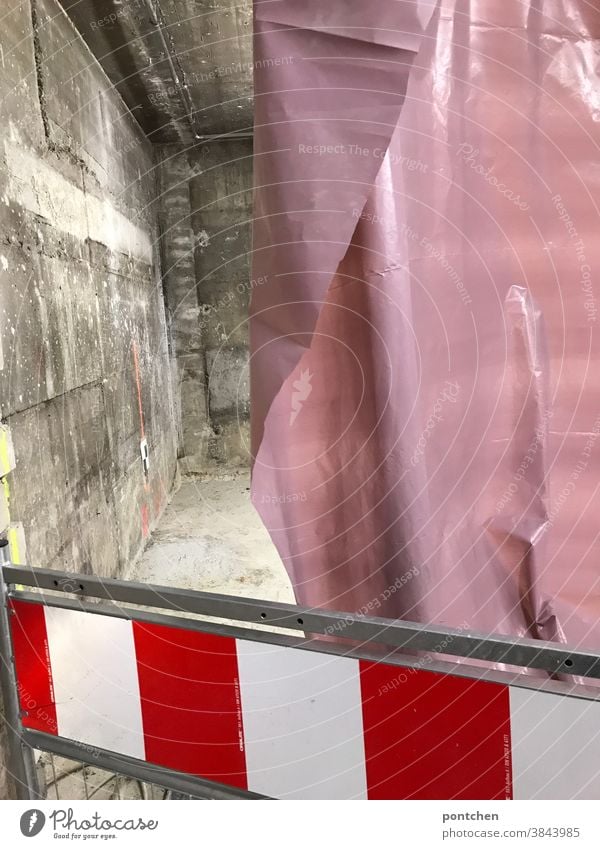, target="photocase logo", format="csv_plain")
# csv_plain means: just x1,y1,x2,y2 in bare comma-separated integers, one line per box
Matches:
290,369,313,425
20,810,46,837
19,808,158,839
